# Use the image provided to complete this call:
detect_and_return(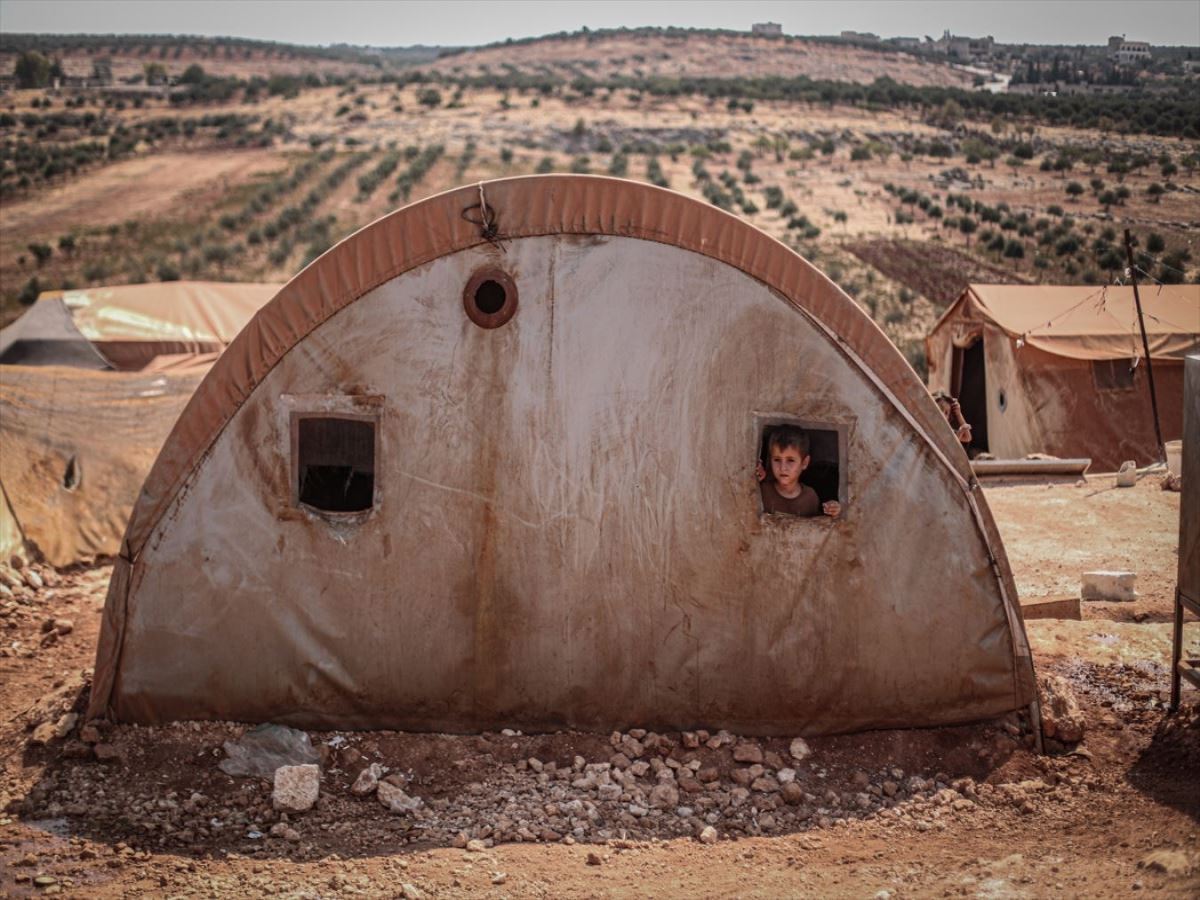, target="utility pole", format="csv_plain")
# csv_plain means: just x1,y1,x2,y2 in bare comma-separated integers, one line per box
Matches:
1124,229,1165,463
